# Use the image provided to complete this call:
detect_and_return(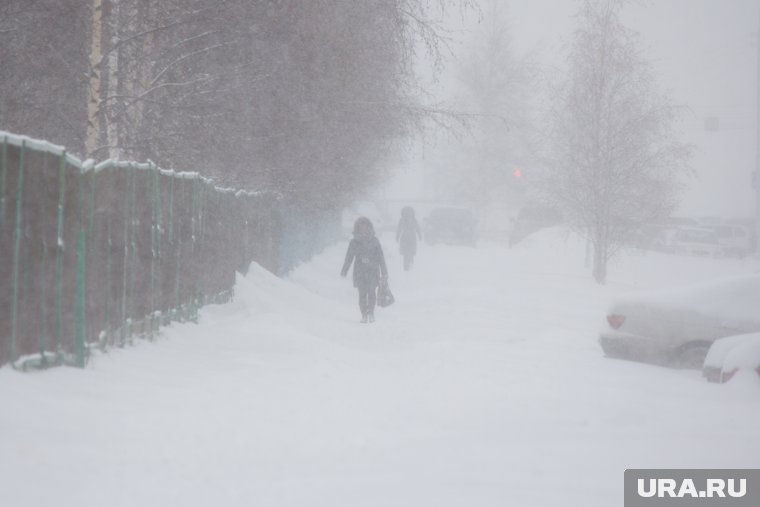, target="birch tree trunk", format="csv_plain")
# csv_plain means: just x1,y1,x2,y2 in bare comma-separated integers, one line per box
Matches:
85,0,104,158
105,0,120,160
119,0,149,159
133,0,153,149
